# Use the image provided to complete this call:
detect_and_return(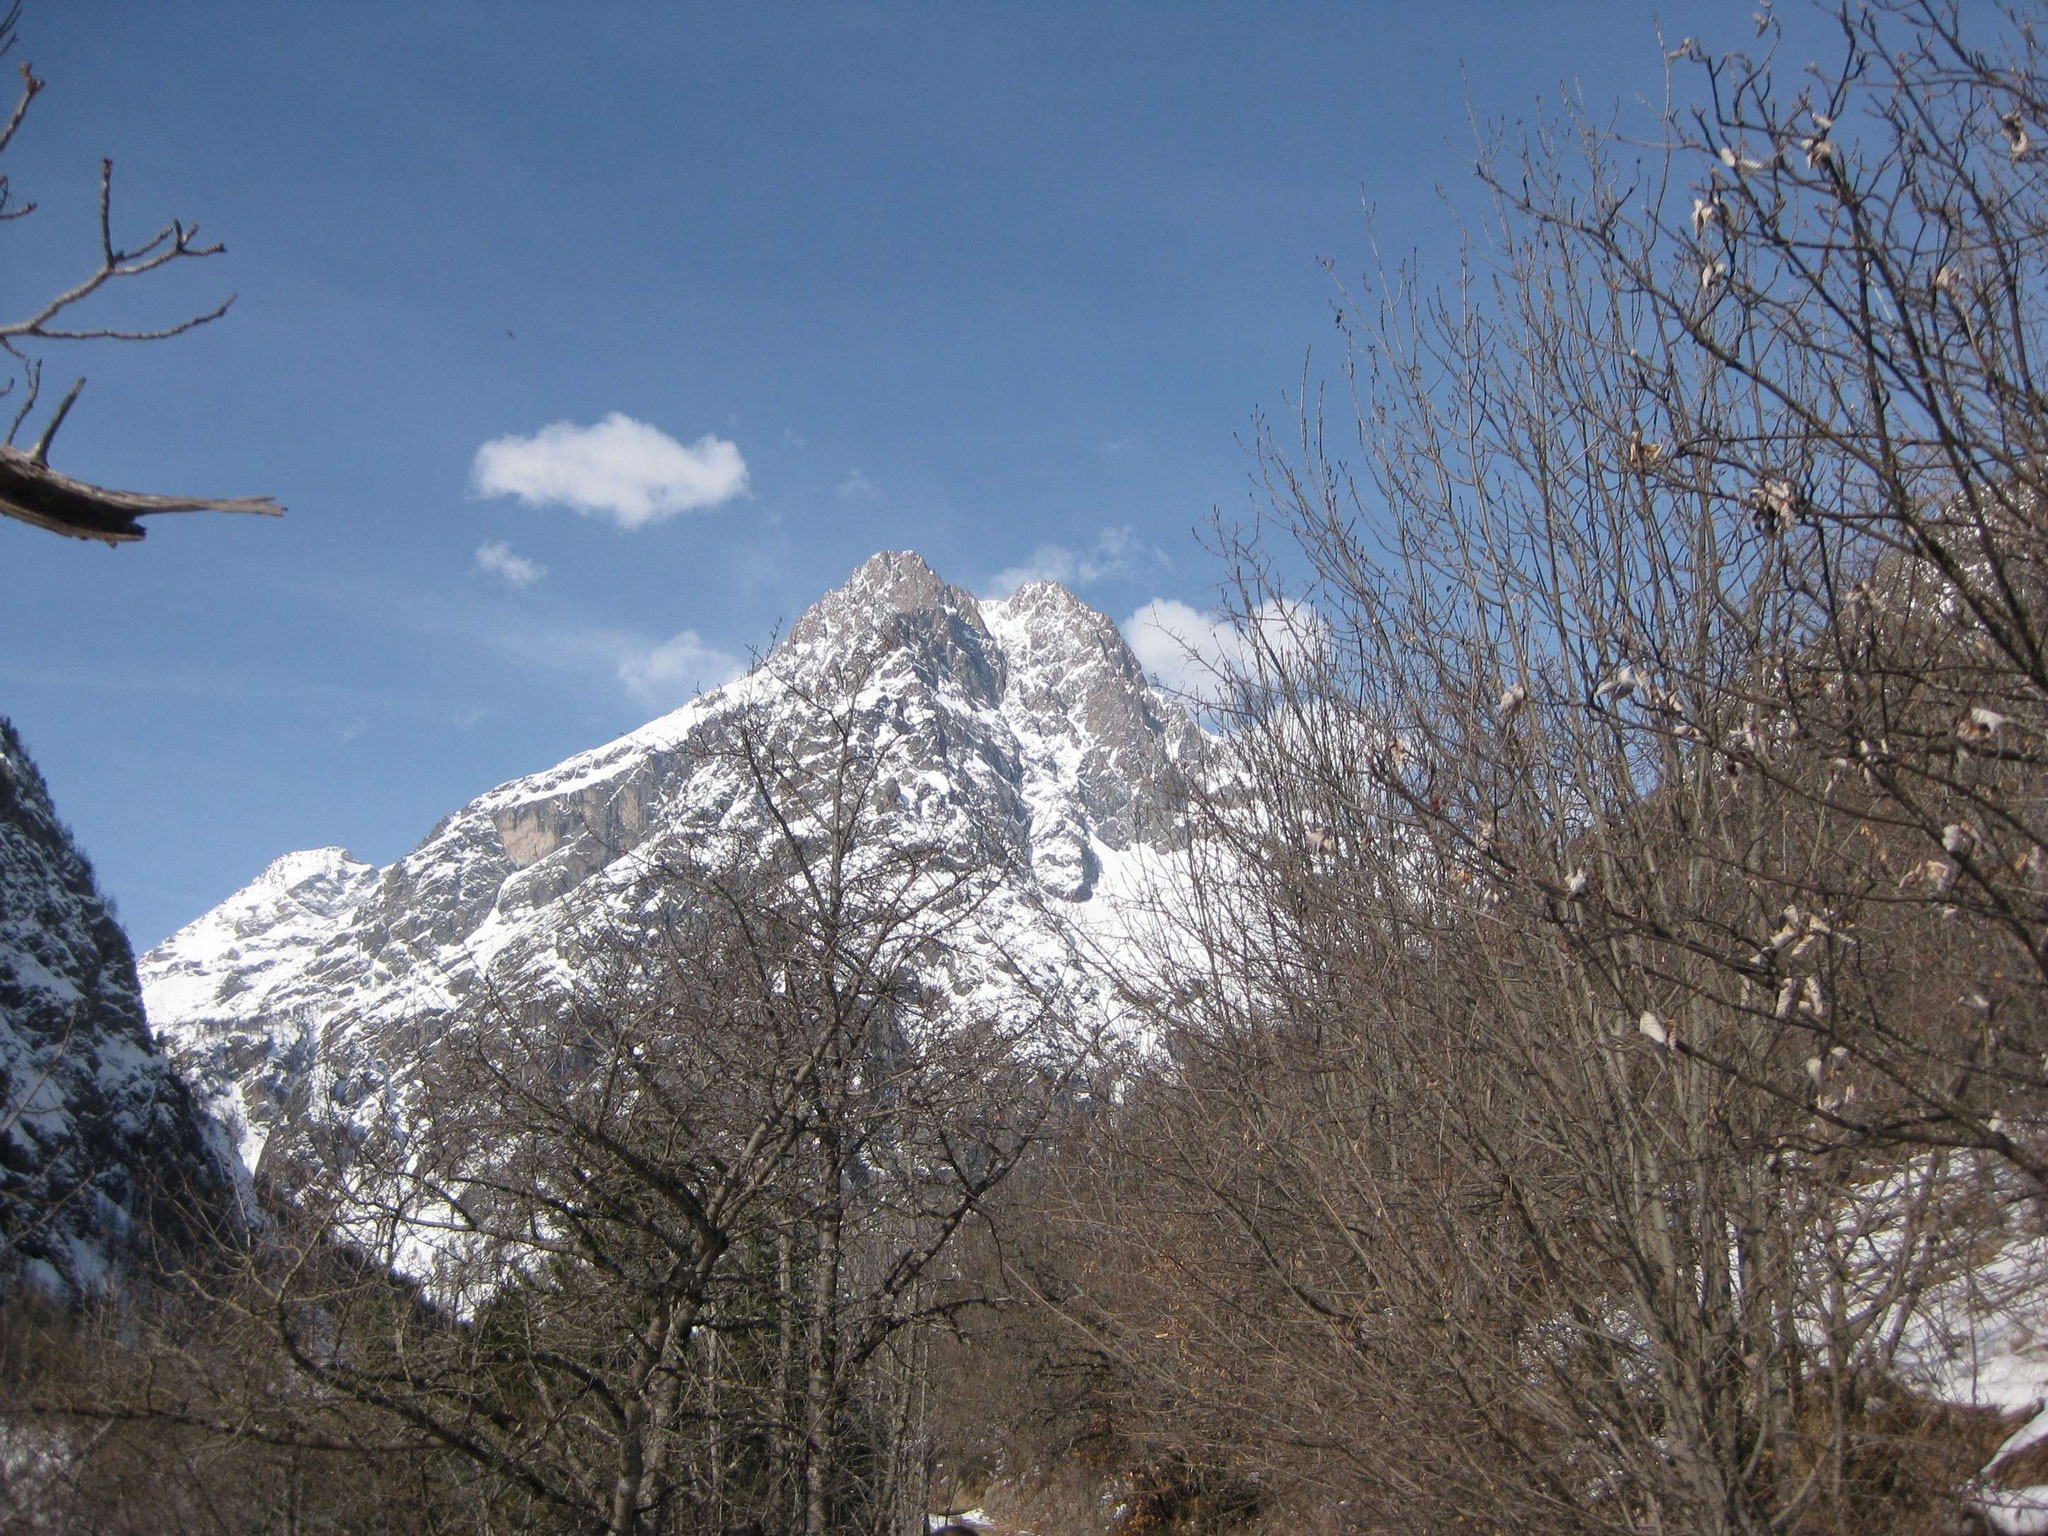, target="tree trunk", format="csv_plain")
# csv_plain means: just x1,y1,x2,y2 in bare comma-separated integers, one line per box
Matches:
804,1143,844,1536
